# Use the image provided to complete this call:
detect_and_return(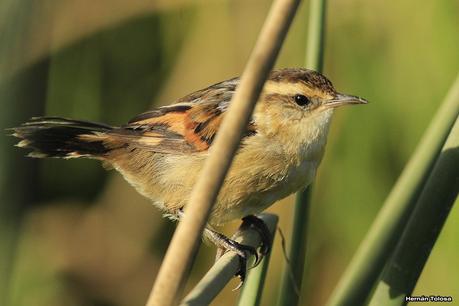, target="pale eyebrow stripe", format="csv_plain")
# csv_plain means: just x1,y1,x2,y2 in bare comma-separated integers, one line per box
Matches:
263,81,304,96
263,80,333,99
